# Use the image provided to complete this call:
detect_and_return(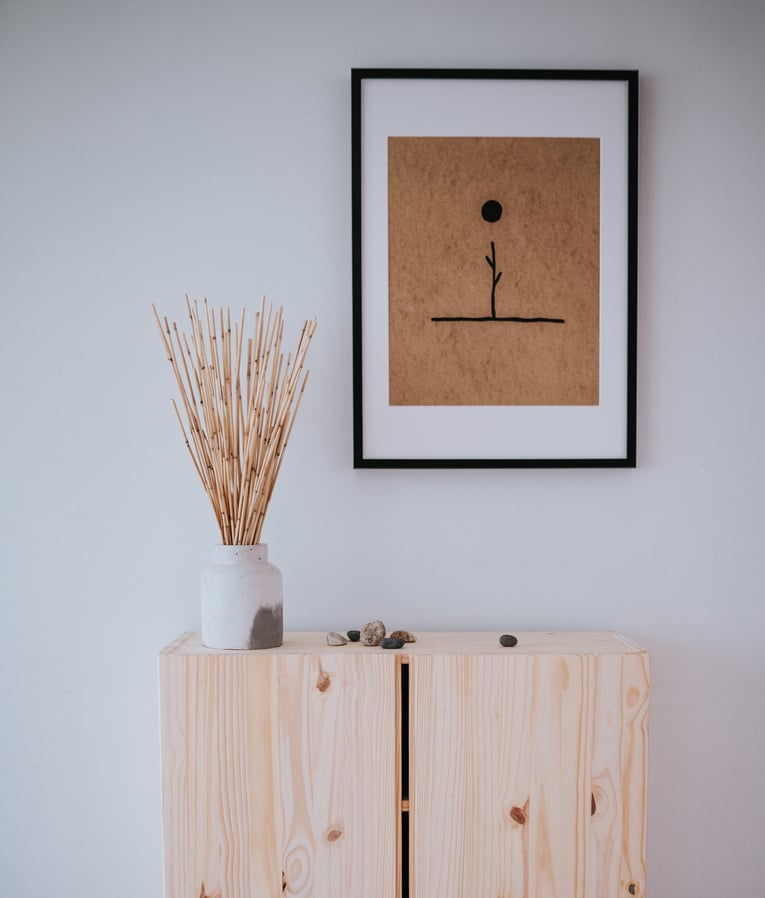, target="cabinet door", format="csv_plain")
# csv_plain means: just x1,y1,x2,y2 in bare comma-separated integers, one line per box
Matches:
409,653,648,898
161,650,400,898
